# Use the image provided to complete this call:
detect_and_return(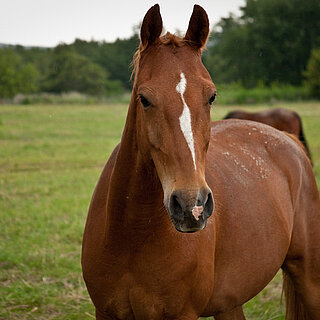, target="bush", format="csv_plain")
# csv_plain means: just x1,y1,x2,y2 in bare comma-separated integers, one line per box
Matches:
304,48,320,98
13,92,103,105
215,82,311,105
